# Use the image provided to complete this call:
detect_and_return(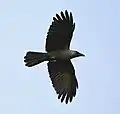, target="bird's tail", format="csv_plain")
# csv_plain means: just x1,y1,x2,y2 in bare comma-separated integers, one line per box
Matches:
24,51,48,67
